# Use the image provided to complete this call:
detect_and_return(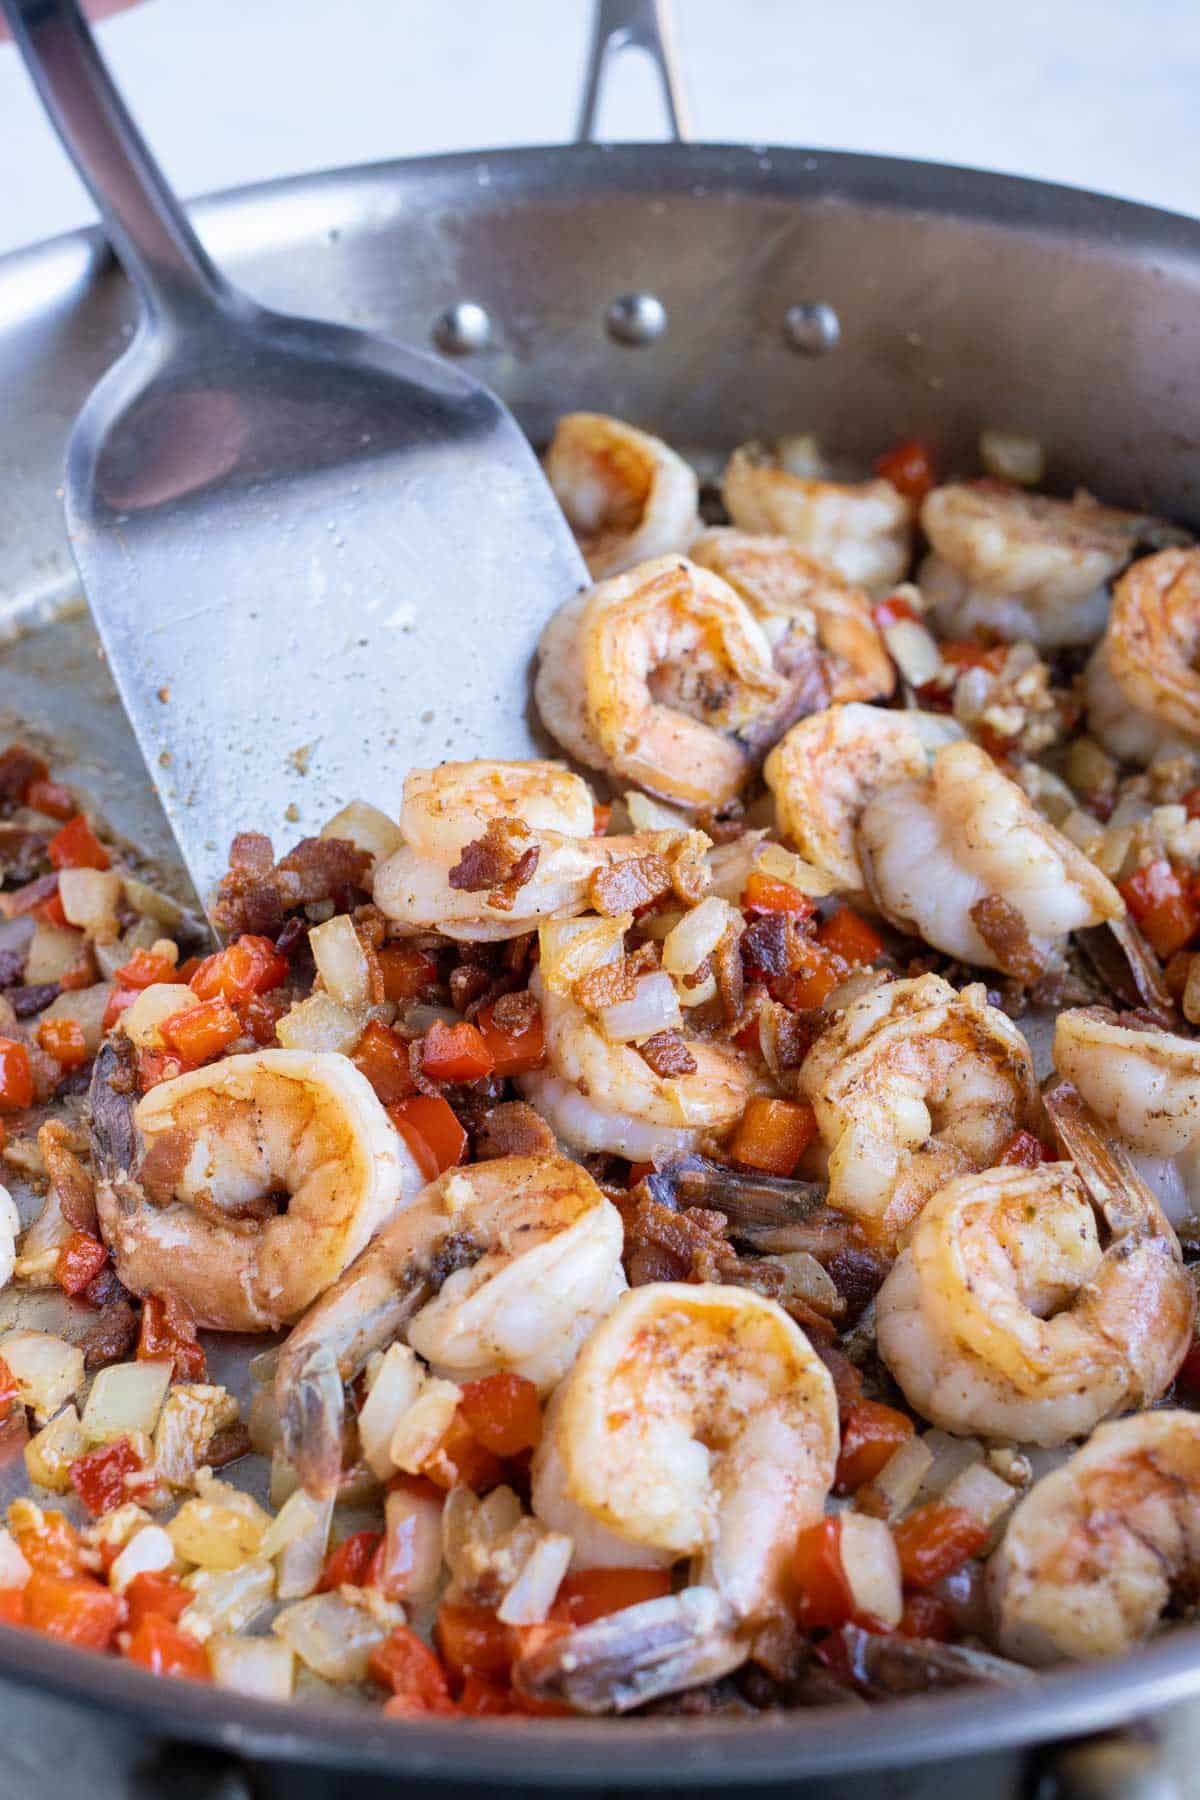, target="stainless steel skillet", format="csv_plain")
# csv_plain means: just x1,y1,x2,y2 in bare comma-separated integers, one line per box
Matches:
1,0,1200,1784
